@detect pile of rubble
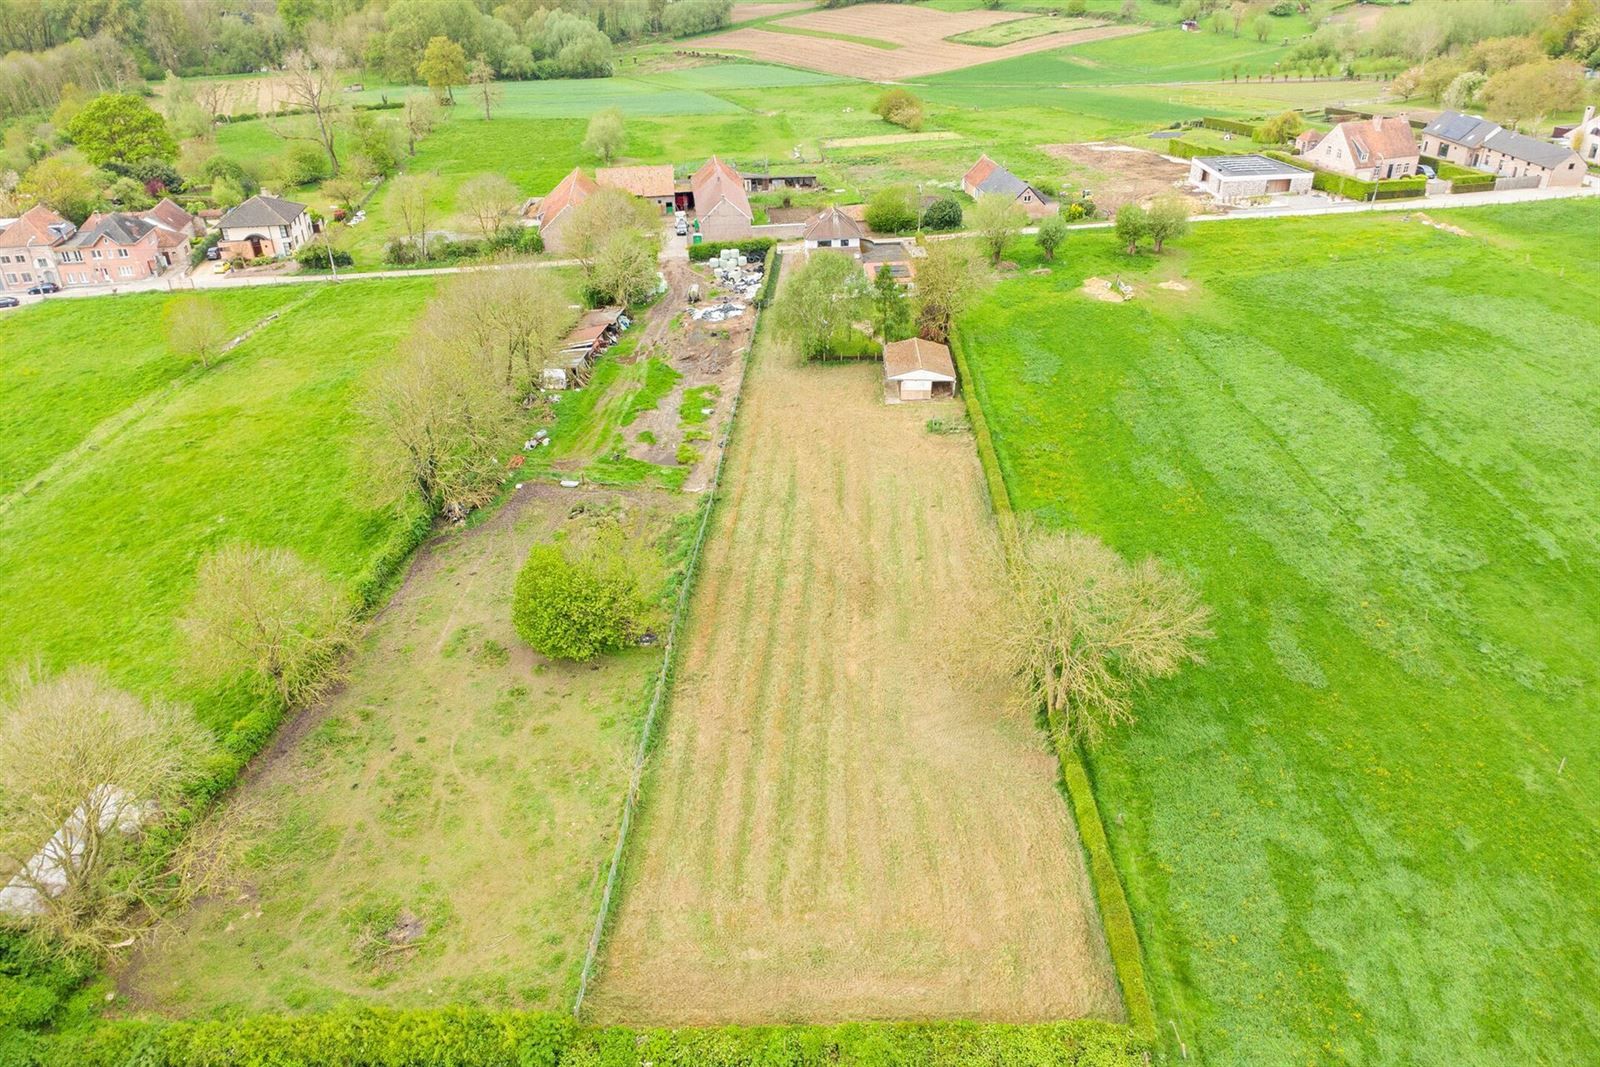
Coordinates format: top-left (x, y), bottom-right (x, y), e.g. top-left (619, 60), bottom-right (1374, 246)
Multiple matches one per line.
top-left (690, 301), bottom-right (746, 322)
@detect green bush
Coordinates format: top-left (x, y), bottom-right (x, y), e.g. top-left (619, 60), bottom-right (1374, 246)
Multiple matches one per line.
top-left (1201, 116), bottom-right (1261, 137)
top-left (921, 197), bottom-right (963, 230)
top-left (277, 142), bottom-right (331, 187)
top-left (512, 530), bottom-right (643, 661)
top-left (688, 237), bottom-right (776, 262)
top-left (863, 185), bottom-right (918, 233)
top-left (294, 242), bottom-right (353, 269)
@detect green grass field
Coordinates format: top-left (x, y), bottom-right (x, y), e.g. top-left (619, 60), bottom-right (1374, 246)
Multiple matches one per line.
top-left (0, 281), bottom-right (437, 734)
top-left (955, 200), bottom-right (1600, 1064)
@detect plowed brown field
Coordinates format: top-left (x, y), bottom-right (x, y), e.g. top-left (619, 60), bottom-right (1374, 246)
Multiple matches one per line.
top-left (702, 5), bottom-right (1145, 78)
top-left (586, 255), bottom-right (1123, 1025)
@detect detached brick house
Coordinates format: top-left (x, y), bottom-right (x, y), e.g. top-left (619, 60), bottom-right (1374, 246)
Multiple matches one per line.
top-left (961, 155), bottom-right (1057, 218)
top-left (689, 157), bottom-right (753, 243)
top-left (1421, 109), bottom-right (1586, 188)
top-left (524, 168), bottom-right (596, 253)
top-left (218, 194), bottom-right (312, 260)
top-left (54, 199), bottom-right (201, 287)
top-left (0, 205), bottom-right (76, 292)
top-left (1303, 115), bottom-right (1420, 180)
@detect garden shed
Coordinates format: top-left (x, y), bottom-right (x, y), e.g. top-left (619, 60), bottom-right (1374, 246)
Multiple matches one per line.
top-left (883, 338), bottom-right (956, 403)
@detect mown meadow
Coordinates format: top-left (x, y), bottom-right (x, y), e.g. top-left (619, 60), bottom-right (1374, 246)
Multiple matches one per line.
top-left (956, 200), bottom-right (1600, 1065)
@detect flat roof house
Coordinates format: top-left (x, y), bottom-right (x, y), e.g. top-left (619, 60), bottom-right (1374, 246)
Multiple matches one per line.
top-left (1303, 115), bottom-right (1419, 180)
top-left (526, 167), bottom-right (597, 253)
top-left (883, 337), bottom-right (956, 403)
top-left (690, 157), bottom-right (753, 243)
top-left (803, 205), bottom-right (864, 255)
top-left (961, 154), bottom-right (1057, 219)
top-left (596, 165), bottom-right (675, 214)
top-left (1189, 154), bottom-right (1313, 202)
top-left (218, 194), bottom-right (312, 261)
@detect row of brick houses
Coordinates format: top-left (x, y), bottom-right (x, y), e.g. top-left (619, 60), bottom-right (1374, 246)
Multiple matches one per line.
top-left (0, 199), bottom-right (201, 292)
top-left (526, 156), bottom-right (759, 251)
top-left (1420, 109), bottom-right (1587, 188)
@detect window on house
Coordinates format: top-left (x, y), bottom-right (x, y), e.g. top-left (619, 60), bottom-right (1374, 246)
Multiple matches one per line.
top-left (119, 266), bottom-right (132, 277)
top-left (817, 239), bottom-right (831, 246)
top-left (21, 272), bottom-right (31, 281)
top-left (91, 250), bottom-right (102, 259)
top-left (118, 249), bottom-right (129, 258)
top-left (3, 273), bottom-right (14, 283)
top-left (279, 226), bottom-right (289, 237)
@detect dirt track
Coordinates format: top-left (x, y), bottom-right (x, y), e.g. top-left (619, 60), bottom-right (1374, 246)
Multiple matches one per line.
top-left (587, 257), bottom-right (1122, 1024)
top-left (703, 5), bottom-right (1145, 79)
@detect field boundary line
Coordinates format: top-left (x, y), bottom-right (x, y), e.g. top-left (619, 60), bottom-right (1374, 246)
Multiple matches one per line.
top-left (950, 323), bottom-right (1159, 1048)
top-left (571, 251), bottom-right (780, 1017)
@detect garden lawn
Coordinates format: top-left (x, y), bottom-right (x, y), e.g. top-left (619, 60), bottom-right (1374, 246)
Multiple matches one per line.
top-left (0, 280), bottom-right (436, 736)
top-left (0, 286), bottom-right (303, 499)
top-left (955, 200), bottom-right (1600, 1065)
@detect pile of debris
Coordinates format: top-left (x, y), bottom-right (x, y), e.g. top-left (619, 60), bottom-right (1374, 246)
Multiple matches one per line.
top-left (690, 301), bottom-right (746, 322)
top-left (708, 247), bottom-right (764, 301)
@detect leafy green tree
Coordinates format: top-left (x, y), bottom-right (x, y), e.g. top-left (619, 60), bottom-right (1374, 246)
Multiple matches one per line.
top-left (872, 264), bottom-right (908, 341)
top-left (18, 156), bottom-right (97, 224)
top-left (1254, 110), bottom-right (1305, 144)
top-left (582, 106), bottom-right (625, 162)
top-left (864, 185), bottom-right (917, 233)
top-left (1145, 195), bottom-right (1189, 253)
top-left (969, 194), bottom-right (1026, 265)
top-left (65, 93), bottom-right (177, 166)
top-left (1115, 203), bottom-right (1148, 254)
top-left (920, 196), bottom-right (962, 231)
top-left (1036, 213), bottom-right (1069, 261)
top-left (417, 36), bottom-right (468, 103)
top-left (513, 526), bottom-right (644, 661)
top-left (912, 240), bottom-right (985, 343)
top-left (775, 250), bottom-right (868, 359)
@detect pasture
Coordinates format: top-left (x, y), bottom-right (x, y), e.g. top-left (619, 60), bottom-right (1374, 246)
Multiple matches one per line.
top-left (122, 485), bottom-right (693, 1017)
top-left (589, 283), bottom-right (1122, 1025)
top-left (955, 200), bottom-right (1600, 1064)
top-left (0, 281), bottom-right (439, 735)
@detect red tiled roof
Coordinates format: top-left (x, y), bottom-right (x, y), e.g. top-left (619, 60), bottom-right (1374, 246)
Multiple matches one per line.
top-left (535, 167), bottom-right (598, 225)
top-left (1337, 115), bottom-right (1418, 163)
top-left (596, 165), bottom-right (674, 198)
top-left (691, 156), bottom-right (751, 219)
top-left (962, 154), bottom-right (1000, 190)
top-left (0, 204), bottom-right (73, 249)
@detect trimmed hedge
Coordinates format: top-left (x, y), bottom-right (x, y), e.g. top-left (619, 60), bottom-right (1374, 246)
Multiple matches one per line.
top-left (757, 244), bottom-right (781, 307)
top-left (688, 237), bottom-right (776, 262)
top-left (1419, 155), bottom-right (1494, 191)
top-left (1201, 116), bottom-right (1260, 137)
top-left (1260, 151), bottom-right (1424, 201)
top-left (1158, 138), bottom-right (1211, 160)
top-left (948, 326), bottom-right (1157, 1047)
top-left (2, 1014), bottom-right (1142, 1067)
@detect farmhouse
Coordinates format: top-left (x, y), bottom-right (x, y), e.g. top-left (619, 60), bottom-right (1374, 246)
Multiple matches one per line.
top-left (689, 157), bottom-right (753, 242)
top-left (596, 164), bottom-right (675, 214)
top-left (526, 167), bottom-right (597, 253)
top-left (961, 154), bottom-right (1057, 218)
top-left (1303, 115), bottom-right (1419, 180)
top-left (1189, 155), bottom-right (1313, 201)
top-left (218, 194), bottom-right (312, 260)
top-left (0, 205), bottom-right (75, 291)
top-left (803, 205), bottom-right (863, 255)
top-left (55, 202), bottom-right (201, 286)
top-left (883, 337), bottom-right (956, 403)
top-left (1422, 110), bottom-right (1586, 187)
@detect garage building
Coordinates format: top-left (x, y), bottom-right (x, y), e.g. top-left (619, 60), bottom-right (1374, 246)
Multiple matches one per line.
top-left (883, 337), bottom-right (956, 403)
top-left (1188, 154), bottom-right (1312, 203)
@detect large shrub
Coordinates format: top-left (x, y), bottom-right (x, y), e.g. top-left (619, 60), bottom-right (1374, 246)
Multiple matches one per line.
top-left (512, 529), bottom-right (643, 661)
top-left (921, 196), bottom-right (962, 231)
top-left (863, 185), bottom-right (918, 233)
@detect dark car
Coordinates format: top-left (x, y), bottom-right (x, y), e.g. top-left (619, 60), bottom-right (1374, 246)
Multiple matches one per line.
top-left (25, 282), bottom-right (59, 295)
top-left (0, 296), bottom-right (19, 309)
top-left (205, 244), bottom-right (222, 261)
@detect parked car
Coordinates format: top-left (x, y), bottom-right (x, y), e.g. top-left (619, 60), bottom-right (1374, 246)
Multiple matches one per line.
top-left (205, 244), bottom-right (223, 260)
top-left (1416, 163), bottom-right (1437, 179)
top-left (675, 217), bottom-right (689, 236)
top-left (0, 295), bottom-right (19, 309)
top-left (25, 282), bottom-right (59, 295)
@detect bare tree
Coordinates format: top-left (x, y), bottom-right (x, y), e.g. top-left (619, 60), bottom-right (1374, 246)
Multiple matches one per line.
top-left (181, 543), bottom-right (357, 708)
top-left (425, 270), bottom-right (575, 394)
top-left (277, 45), bottom-right (345, 176)
top-left (192, 79), bottom-right (236, 122)
top-left (458, 172), bottom-right (521, 239)
top-left (364, 293), bottom-right (521, 516)
top-left (389, 172), bottom-right (439, 256)
top-left (163, 293), bottom-right (230, 368)
top-left (969, 194), bottom-right (1027, 266)
top-left (0, 665), bottom-right (217, 956)
top-left (912, 240), bottom-right (986, 343)
top-left (988, 527), bottom-right (1211, 745)
top-left (468, 57), bottom-right (501, 121)
top-left (400, 93), bottom-right (437, 157)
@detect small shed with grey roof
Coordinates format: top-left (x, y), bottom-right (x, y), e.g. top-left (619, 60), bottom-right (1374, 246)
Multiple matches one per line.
top-left (882, 337), bottom-right (956, 403)
top-left (1188, 154), bottom-right (1313, 201)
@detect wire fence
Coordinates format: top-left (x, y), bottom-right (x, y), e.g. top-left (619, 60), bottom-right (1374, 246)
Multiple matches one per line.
top-left (570, 259), bottom-right (776, 1018)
